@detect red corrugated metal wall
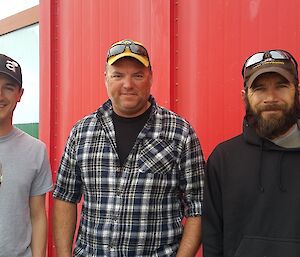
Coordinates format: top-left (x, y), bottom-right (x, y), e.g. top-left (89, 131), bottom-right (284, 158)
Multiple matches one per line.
top-left (39, 0), bottom-right (300, 256)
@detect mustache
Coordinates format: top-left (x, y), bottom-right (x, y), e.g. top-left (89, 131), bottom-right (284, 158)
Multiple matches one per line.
top-left (257, 104), bottom-right (285, 112)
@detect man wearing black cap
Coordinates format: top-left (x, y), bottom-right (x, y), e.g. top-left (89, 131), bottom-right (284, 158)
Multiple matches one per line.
top-left (0, 54), bottom-right (53, 257)
top-left (203, 50), bottom-right (300, 257)
top-left (53, 39), bottom-right (205, 257)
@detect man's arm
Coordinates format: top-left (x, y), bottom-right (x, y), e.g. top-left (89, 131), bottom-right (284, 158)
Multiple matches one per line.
top-left (53, 199), bottom-right (77, 257)
top-left (30, 194), bottom-right (47, 257)
top-left (176, 126), bottom-right (204, 257)
top-left (176, 216), bottom-right (202, 257)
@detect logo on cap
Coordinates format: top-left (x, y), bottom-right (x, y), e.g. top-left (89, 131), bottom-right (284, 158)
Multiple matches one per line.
top-left (6, 60), bottom-right (19, 73)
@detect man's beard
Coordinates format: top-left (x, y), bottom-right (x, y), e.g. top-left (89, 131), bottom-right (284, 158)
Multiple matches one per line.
top-left (245, 96), bottom-right (299, 140)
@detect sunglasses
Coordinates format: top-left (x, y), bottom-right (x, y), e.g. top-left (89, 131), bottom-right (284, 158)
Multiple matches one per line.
top-left (242, 49), bottom-right (298, 77)
top-left (107, 40), bottom-right (149, 61)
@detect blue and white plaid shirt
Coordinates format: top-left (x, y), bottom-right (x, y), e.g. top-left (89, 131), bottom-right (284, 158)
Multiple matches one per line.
top-left (53, 96), bottom-right (205, 257)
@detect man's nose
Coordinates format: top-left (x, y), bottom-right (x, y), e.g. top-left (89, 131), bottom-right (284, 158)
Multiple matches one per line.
top-left (122, 77), bottom-right (133, 89)
top-left (264, 88), bottom-right (279, 103)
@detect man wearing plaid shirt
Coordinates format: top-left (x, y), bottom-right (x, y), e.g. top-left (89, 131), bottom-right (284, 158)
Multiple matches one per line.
top-left (53, 39), bottom-right (205, 257)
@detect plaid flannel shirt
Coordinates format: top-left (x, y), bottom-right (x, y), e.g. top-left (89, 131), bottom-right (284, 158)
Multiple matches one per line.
top-left (53, 96), bottom-right (205, 257)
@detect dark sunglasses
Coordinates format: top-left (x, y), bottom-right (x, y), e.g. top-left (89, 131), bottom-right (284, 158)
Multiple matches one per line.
top-left (242, 49), bottom-right (298, 77)
top-left (107, 40), bottom-right (149, 61)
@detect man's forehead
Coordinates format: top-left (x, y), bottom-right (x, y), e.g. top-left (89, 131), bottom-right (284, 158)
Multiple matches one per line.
top-left (252, 72), bottom-right (289, 86)
top-left (0, 73), bottom-right (19, 85)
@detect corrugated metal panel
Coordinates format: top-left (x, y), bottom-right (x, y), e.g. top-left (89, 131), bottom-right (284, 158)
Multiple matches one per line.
top-left (40, 0), bottom-right (300, 256)
top-left (175, 0), bottom-right (300, 158)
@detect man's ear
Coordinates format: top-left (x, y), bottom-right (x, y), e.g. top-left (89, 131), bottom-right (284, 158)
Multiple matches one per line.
top-left (17, 88), bottom-right (24, 102)
top-left (149, 70), bottom-right (153, 86)
top-left (241, 89), bottom-right (246, 101)
top-left (104, 71), bottom-right (108, 88)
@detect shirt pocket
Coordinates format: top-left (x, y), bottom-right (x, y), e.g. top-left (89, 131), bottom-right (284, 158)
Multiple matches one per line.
top-left (234, 235), bottom-right (300, 257)
top-left (138, 138), bottom-right (175, 175)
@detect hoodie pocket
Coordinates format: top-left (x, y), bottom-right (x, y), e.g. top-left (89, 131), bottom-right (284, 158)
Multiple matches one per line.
top-left (234, 236), bottom-right (300, 257)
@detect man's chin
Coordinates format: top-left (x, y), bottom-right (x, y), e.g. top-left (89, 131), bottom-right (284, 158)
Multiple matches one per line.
top-left (255, 111), bottom-right (297, 139)
top-left (260, 110), bottom-right (283, 120)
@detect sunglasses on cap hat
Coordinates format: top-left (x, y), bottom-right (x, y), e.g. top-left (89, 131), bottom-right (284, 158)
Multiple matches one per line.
top-left (242, 49), bottom-right (299, 88)
top-left (106, 39), bottom-right (150, 67)
top-left (242, 49), bottom-right (298, 78)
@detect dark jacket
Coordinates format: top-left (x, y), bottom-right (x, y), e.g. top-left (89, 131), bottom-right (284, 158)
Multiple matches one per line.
top-left (203, 118), bottom-right (300, 257)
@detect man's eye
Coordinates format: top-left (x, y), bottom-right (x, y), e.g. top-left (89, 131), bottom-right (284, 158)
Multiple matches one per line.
top-left (253, 86), bottom-right (265, 92)
top-left (134, 74), bottom-right (143, 78)
top-left (277, 83), bottom-right (289, 88)
top-left (4, 86), bottom-right (15, 91)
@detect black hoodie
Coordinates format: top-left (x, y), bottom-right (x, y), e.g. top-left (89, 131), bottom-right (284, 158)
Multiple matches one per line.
top-left (203, 118), bottom-right (300, 257)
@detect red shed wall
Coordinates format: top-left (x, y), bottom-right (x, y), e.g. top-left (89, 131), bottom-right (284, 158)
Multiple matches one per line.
top-left (40, 0), bottom-right (300, 256)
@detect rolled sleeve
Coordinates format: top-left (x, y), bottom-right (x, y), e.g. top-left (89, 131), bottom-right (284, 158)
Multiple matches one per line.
top-left (179, 126), bottom-right (205, 217)
top-left (53, 127), bottom-right (82, 203)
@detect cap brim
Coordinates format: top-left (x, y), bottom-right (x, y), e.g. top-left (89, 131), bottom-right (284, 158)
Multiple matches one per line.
top-left (246, 66), bottom-right (295, 88)
top-left (0, 71), bottom-right (22, 86)
top-left (107, 51), bottom-right (149, 67)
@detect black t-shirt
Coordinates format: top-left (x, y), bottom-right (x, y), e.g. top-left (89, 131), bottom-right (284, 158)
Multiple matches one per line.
top-left (112, 107), bottom-right (151, 166)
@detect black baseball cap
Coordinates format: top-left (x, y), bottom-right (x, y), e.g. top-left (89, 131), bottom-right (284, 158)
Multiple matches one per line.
top-left (0, 54), bottom-right (22, 87)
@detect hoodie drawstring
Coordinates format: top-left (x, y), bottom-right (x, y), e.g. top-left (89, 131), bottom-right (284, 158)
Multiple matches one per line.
top-left (258, 142), bottom-right (265, 193)
top-left (278, 152), bottom-right (287, 192)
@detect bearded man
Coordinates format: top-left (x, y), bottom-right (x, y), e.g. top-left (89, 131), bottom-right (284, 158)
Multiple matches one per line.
top-left (203, 50), bottom-right (300, 257)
